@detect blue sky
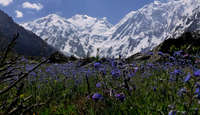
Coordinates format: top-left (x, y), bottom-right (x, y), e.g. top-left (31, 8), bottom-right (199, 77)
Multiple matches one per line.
top-left (0, 0), bottom-right (154, 24)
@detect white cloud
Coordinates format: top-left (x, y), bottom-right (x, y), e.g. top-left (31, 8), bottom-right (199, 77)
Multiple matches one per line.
top-left (0, 0), bottom-right (13, 6)
top-left (15, 10), bottom-right (23, 18)
top-left (22, 2), bottom-right (43, 11)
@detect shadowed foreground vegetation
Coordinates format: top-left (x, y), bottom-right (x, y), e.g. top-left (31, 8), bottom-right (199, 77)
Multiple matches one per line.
top-left (1, 31), bottom-right (200, 114)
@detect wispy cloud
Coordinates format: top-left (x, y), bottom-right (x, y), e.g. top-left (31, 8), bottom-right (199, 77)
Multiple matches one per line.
top-left (0, 0), bottom-right (13, 6)
top-left (22, 2), bottom-right (43, 11)
top-left (15, 10), bottom-right (23, 18)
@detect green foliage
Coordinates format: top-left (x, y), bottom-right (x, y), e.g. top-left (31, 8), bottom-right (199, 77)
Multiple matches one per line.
top-left (1, 39), bottom-right (200, 114)
top-left (1, 60), bottom-right (200, 114)
top-left (160, 31), bottom-right (200, 56)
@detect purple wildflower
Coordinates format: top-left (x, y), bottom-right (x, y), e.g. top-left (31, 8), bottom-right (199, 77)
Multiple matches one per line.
top-left (92, 93), bottom-right (103, 101)
top-left (21, 56), bottom-right (28, 63)
top-left (25, 64), bottom-right (34, 71)
top-left (158, 51), bottom-right (164, 56)
top-left (177, 88), bottom-right (186, 97)
top-left (172, 69), bottom-right (181, 76)
top-left (94, 62), bottom-right (101, 69)
top-left (153, 87), bottom-right (157, 92)
top-left (169, 56), bottom-right (175, 61)
top-left (115, 93), bottom-right (125, 101)
top-left (111, 61), bottom-right (117, 68)
top-left (111, 69), bottom-right (121, 78)
top-left (194, 70), bottom-right (200, 77)
top-left (184, 73), bottom-right (191, 83)
top-left (168, 110), bottom-right (176, 115)
top-left (128, 72), bottom-right (135, 78)
top-left (173, 50), bottom-right (183, 56)
top-left (96, 82), bottom-right (102, 88)
top-left (148, 52), bottom-right (153, 55)
top-left (45, 67), bottom-right (51, 73)
top-left (195, 88), bottom-right (200, 94)
top-left (134, 67), bottom-right (139, 73)
top-left (30, 72), bottom-right (37, 77)
top-left (194, 87), bottom-right (200, 98)
top-left (183, 53), bottom-right (189, 58)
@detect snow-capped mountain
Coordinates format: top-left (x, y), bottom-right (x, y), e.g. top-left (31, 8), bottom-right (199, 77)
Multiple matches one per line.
top-left (100, 0), bottom-right (200, 57)
top-left (21, 14), bottom-right (112, 57)
top-left (21, 0), bottom-right (200, 58)
top-left (68, 14), bottom-right (112, 36)
top-left (67, 14), bottom-right (112, 57)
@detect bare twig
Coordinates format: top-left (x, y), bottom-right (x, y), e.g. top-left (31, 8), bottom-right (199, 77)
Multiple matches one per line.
top-left (0, 68), bottom-right (21, 82)
top-left (6, 97), bottom-right (19, 113)
top-left (0, 33), bottom-right (19, 66)
top-left (20, 103), bottom-right (45, 115)
top-left (0, 59), bottom-right (48, 95)
top-left (0, 64), bottom-right (14, 73)
top-left (85, 74), bottom-right (90, 94)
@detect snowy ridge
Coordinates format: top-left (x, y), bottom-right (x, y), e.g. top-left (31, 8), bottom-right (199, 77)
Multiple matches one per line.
top-left (100, 0), bottom-right (200, 57)
top-left (68, 14), bottom-right (112, 36)
top-left (21, 0), bottom-right (200, 58)
top-left (21, 14), bottom-right (112, 58)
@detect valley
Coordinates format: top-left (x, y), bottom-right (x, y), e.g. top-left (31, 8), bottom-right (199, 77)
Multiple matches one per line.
top-left (0, 0), bottom-right (200, 114)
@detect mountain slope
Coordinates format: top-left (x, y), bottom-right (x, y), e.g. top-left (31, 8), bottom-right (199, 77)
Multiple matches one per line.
top-left (21, 14), bottom-right (84, 57)
top-left (21, 14), bottom-right (112, 57)
top-left (100, 0), bottom-right (200, 58)
top-left (21, 0), bottom-right (200, 58)
top-left (0, 10), bottom-right (55, 56)
top-left (67, 14), bottom-right (112, 36)
top-left (126, 30), bottom-right (200, 63)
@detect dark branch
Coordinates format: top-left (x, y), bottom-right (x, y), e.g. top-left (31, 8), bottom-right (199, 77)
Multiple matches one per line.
top-left (0, 58), bottom-right (48, 95)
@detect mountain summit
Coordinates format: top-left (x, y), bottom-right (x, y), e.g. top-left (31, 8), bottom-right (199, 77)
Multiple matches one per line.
top-left (68, 14), bottom-right (112, 36)
top-left (100, 0), bottom-right (200, 57)
top-left (21, 14), bottom-right (112, 57)
top-left (21, 0), bottom-right (200, 58)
